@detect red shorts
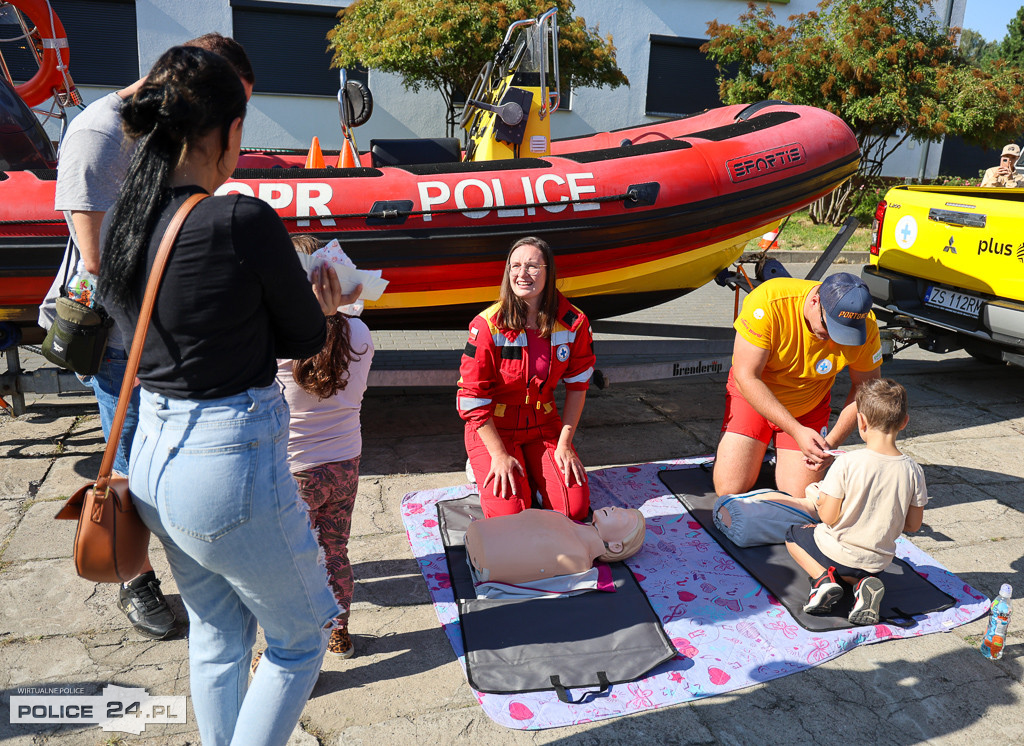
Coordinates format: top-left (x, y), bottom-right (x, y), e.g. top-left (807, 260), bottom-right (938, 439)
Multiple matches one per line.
top-left (721, 373), bottom-right (831, 451)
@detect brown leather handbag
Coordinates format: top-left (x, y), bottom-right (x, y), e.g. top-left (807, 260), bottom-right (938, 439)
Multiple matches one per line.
top-left (55, 194), bottom-right (208, 583)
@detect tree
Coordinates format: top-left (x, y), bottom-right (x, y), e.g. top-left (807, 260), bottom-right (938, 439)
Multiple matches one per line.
top-left (328, 0), bottom-right (628, 138)
top-left (997, 6), bottom-right (1024, 66)
top-left (958, 28), bottom-right (998, 68)
top-left (703, 0), bottom-right (1024, 224)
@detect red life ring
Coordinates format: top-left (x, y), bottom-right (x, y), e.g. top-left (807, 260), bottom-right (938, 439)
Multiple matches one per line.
top-left (10, 0), bottom-right (71, 107)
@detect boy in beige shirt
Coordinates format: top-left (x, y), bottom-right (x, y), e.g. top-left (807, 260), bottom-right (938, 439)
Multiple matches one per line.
top-left (785, 378), bottom-right (929, 625)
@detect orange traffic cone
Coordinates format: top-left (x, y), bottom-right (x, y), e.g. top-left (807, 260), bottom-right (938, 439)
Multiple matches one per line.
top-left (758, 229), bottom-right (779, 250)
top-left (305, 136), bottom-right (326, 169)
top-left (338, 140), bottom-right (356, 168)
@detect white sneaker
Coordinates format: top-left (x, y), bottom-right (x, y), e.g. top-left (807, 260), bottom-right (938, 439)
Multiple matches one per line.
top-left (804, 567), bottom-right (844, 614)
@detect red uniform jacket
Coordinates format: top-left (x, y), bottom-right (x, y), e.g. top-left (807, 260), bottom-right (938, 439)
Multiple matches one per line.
top-left (457, 293), bottom-right (596, 429)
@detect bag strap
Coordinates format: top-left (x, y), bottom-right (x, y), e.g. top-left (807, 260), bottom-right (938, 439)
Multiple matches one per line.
top-left (550, 672), bottom-right (612, 704)
top-left (94, 193), bottom-right (209, 499)
top-left (58, 237), bottom-right (76, 295)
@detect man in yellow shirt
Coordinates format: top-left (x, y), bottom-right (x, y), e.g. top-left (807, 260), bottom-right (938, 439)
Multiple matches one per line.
top-left (713, 273), bottom-right (882, 505)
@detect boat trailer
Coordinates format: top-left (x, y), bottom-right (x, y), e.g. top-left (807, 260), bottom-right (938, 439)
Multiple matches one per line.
top-left (1, 219), bottom-right (860, 417)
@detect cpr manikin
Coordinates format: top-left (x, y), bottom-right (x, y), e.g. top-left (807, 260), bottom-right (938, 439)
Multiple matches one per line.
top-left (465, 506), bottom-right (646, 585)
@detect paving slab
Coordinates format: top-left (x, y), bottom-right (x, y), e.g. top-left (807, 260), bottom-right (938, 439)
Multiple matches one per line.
top-left (906, 439), bottom-right (1024, 483)
top-left (0, 410), bottom-right (75, 500)
top-left (2, 500), bottom-right (78, 561)
top-left (578, 420), bottom-right (711, 468)
top-left (353, 471), bottom-right (466, 538)
top-left (978, 480), bottom-right (1024, 514)
top-left (348, 532), bottom-right (435, 610)
top-left (0, 500), bottom-right (20, 547)
top-left (306, 605), bottom-right (477, 729)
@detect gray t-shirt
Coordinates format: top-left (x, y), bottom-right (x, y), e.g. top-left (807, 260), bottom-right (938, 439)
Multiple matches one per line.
top-left (40, 92), bottom-right (135, 348)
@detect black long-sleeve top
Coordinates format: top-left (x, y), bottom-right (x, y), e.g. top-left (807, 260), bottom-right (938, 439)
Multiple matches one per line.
top-left (106, 186), bottom-right (326, 399)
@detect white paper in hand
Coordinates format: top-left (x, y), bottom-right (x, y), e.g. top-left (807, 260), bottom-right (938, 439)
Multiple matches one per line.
top-left (296, 239), bottom-right (389, 315)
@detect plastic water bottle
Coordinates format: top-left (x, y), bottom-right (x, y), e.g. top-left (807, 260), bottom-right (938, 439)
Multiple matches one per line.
top-left (67, 270), bottom-right (98, 307)
top-left (980, 583), bottom-right (1012, 660)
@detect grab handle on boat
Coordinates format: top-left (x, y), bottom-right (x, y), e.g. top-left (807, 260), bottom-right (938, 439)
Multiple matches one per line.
top-left (735, 99), bottom-right (792, 121)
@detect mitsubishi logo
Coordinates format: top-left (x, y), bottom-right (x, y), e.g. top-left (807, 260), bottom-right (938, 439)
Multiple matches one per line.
top-left (943, 236), bottom-right (956, 254)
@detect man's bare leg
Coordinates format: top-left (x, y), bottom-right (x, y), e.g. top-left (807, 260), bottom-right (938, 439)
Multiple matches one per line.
top-left (774, 448), bottom-right (825, 512)
top-left (713, 432), bottom-right (767, 497)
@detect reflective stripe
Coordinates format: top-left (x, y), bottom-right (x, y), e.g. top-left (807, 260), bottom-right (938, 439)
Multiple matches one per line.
top-left (563, 367), bottom-right (593, 384)
top-left (458, 396), bottom-right (492, 411)
top-left (494, 403), bottom-right (507, 418)
top-left (550, 330), bottom-right (576, 346)
top-left (492, 332), bottom-right (527, 347)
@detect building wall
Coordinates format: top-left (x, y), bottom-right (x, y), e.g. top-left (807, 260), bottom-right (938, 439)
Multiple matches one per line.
top-left (45, 0), bottom-right (965, 178)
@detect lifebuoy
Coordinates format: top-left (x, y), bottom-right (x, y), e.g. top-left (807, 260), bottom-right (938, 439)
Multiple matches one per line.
top-left (9, 0), bottom-right (71, 107)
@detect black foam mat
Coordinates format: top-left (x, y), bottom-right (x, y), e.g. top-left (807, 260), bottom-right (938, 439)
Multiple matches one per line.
top-left (658, 465), bottom-right (955, 632)
top-left (438, 495), bottom-right (677, 700)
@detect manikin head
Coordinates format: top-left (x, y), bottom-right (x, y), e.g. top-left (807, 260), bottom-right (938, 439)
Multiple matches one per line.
top-left (592, 507), bottom-right (646, 562)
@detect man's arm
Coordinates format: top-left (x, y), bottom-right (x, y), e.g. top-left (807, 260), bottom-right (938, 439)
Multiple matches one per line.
top-left (731, 334), bottom-right (829, 463)
top-left (824, 365), bottom-right (881, 447)
top-left (68, 211), bottom-right (105, 275)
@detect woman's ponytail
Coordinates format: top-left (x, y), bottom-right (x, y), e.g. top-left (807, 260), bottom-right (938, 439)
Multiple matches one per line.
top-left (100, 45), bottom-right (246, 309)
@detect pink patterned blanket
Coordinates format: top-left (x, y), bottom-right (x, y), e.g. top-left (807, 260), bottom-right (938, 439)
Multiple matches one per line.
top-left (400, 457), bottom-right (989, 730)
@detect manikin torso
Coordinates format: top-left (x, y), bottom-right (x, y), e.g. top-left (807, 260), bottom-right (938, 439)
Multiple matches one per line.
top-left (465, 509), bottom-right (611, 584)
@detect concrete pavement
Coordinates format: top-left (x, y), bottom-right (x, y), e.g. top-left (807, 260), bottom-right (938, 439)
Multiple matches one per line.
top-left (1, 262), bottom-right (1022, 745)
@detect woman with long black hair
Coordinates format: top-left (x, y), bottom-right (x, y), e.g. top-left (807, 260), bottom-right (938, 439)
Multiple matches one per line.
top-left (101, 46), bottom-right (344, 746)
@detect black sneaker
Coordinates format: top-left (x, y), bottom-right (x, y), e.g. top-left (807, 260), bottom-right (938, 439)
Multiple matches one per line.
top-left (804, 566), bottom-right (844, 614)
top-left (117, 571), bottom-right (177, 640)
top-left (849, 576), bottom-right (885, 626)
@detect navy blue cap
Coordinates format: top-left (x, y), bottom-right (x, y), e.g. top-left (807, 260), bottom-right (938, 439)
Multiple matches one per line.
top-left (819, 273), bottom-right (872, 346)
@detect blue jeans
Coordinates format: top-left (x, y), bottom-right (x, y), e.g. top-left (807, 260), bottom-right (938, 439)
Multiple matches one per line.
top-left (78, 346), bottom-right (139, 476)
top-left (131, 384), bottom-right (338, 746)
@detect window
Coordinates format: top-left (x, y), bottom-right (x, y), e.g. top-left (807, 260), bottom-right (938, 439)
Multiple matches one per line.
top-left (645, 35), bottom-right (729, 118)
top-left (231, 0), bottom-right (365, 96)
top-left (1, 0), bottom-right (138, 87)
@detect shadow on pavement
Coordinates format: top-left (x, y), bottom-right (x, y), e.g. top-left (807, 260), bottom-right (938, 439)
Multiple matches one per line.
top-left (542, 647), bottom-right (1022, 745)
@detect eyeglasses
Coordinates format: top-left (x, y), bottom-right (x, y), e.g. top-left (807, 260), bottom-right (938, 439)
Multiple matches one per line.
top-left (508, 262), bottom-right (546, 275)
top-left (819, 304), bottom-right (829, 335)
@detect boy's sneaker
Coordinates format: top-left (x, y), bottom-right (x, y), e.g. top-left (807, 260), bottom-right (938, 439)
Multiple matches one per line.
top-left (849, 576), bottom-right (885, 625)
top-left (328, 625), bottom-right (355, 659)
top-left (803, 566), bottom-right (844, 614)
top-left (118, 571), bottom-right (177, 640)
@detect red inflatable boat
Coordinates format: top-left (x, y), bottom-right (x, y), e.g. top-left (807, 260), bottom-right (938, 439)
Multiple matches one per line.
top-left (0, 4), bottom-right (859, 338)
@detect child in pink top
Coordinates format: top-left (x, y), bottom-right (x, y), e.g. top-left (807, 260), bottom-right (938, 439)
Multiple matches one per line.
top-left (266, 235), bottom-right (373, 662)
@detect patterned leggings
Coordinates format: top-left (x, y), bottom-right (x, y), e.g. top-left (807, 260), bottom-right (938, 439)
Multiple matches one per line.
top-left (293, 457), bottom-right (360, 622)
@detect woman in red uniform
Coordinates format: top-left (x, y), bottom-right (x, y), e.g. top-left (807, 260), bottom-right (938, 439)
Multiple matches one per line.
top-left (457, 236), bottom-right (596, 520)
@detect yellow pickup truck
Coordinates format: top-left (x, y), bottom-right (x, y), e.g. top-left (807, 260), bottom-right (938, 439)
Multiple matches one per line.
top-left (860, 185), bottom-right (1024, 366)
